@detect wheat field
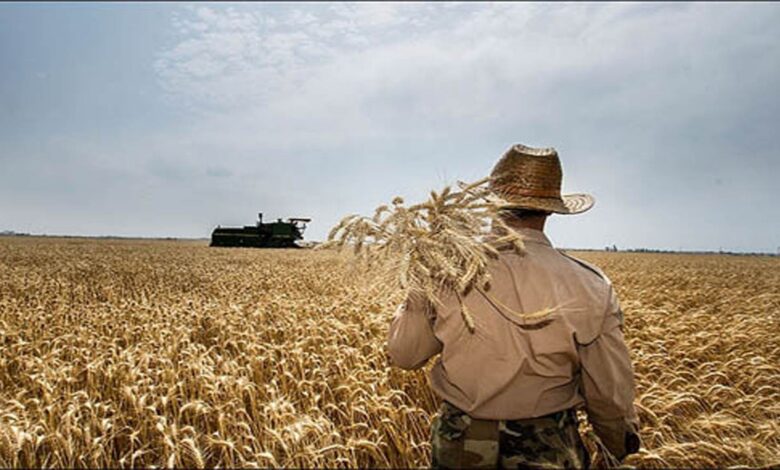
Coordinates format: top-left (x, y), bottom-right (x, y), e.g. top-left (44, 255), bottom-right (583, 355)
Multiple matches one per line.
top-left (0, 236), bottom-right (778, 468)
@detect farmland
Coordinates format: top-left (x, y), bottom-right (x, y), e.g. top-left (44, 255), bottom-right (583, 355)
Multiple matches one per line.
top-left (0, 236), bottom-right (778, 468)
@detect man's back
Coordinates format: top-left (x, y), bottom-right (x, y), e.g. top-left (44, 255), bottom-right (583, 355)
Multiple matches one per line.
top-left (388, 227), bottom-right (640, 459)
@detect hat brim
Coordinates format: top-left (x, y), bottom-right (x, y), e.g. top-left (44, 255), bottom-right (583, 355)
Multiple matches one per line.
top-left (495, 193), bottom-right (595, 215)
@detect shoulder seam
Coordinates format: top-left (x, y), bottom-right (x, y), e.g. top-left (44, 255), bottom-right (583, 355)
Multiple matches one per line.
top-left (556, 250), bottom-right (610, 284)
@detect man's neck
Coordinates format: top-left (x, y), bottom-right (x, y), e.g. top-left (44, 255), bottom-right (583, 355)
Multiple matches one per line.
top-left (503, 215), bottom-right (547, 232)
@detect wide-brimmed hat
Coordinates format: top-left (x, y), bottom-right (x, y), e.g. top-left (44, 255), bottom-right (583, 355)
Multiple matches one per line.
top-left (489, 144), bottom-right (594, 215)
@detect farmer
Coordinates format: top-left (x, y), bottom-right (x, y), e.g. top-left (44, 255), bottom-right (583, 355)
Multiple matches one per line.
top-left (387, 144), bottom-right (640, 468)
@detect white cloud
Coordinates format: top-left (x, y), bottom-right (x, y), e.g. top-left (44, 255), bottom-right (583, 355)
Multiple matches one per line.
top-left (154, 3), bottom-right (442, 111)
top-left (155, 3), bottom-right (777, 129)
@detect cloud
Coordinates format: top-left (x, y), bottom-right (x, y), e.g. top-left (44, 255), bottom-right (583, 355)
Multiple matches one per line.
top-left (153, 3), bottom-right (436, 111)
top-left (154, 4), bottom-right (779, 132)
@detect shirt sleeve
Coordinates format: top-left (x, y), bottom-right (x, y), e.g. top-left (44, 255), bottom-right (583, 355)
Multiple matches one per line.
top-left (578, 289), bottom-right (641, 460)
top-left (386, 292), bottom-right (443, 370)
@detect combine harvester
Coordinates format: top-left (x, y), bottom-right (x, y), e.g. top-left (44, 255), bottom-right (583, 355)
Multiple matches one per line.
top-left (210, 213), bottom-right (311, 248)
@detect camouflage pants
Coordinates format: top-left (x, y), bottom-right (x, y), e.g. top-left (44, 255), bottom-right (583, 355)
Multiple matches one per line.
top-left (431, 402), bottom-right (590, 469)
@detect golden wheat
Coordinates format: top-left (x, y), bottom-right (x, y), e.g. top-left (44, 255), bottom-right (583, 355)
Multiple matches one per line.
top-left (321, 178), bottom-right (527, 332)
top-left (0, 237), bottom-right (778, 468)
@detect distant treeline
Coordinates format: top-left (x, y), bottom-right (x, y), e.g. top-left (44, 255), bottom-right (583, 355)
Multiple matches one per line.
top-left (1, 231), bottom-right (776, 256)
top-left (1, 230), bottom-right (30, 236)
top-left (0, 231), bottom-right (197, 241)
top-left (570, 246), bottom-right (778, 257)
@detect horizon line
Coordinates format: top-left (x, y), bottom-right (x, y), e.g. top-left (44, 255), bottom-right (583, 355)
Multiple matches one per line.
top-left (1, 232), bottom-right (777, 257)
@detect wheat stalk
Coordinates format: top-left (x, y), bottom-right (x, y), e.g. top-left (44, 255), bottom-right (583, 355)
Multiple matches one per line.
top-left (321, 178), bottom-right (525, 332)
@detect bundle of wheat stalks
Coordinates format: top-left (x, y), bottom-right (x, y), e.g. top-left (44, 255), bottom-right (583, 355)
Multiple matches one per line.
top-left (321, 178), bottom-right (526, 332)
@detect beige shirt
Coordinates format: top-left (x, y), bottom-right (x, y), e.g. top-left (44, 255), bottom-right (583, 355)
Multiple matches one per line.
top-left (387, 228), bottom-right (640, 458)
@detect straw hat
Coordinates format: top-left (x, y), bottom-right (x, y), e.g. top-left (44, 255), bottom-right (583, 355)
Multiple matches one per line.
top-left (489, 144), bottom-right (594, 215)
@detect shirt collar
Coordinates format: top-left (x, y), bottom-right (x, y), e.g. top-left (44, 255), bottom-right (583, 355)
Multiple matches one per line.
top-left (488, 224), bottom-right (553, 248)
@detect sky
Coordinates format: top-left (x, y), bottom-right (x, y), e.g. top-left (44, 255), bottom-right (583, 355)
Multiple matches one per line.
top-left (1, 2), bottom-right (778, 253)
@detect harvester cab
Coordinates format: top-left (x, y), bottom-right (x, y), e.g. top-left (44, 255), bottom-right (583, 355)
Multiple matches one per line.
top-left (287, 217), bottom-right (311, 233)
